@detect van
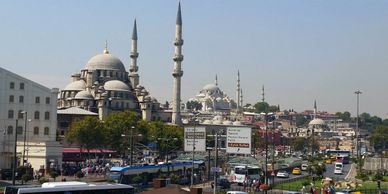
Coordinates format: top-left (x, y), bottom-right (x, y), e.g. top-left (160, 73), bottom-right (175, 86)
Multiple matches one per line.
top-left (227, 191), bottom-right (248, 194)
top-left (301, 164), bottom-right (308, 171)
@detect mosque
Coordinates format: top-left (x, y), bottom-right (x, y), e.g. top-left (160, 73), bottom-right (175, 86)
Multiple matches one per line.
top-left (58, 4), bottom-right (185, 123)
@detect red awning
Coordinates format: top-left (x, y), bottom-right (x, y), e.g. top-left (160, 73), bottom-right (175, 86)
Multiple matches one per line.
top-left (63, 148), bottom-right (116, 153)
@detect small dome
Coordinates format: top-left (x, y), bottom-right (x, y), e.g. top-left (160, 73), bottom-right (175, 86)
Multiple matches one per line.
top-left (309, 118), bottom-right (326, 125)
top-left (85, 53), bottom-right (125, 71)
top-left (104, 80), bottom-right (130, 91)
top-left (64, 80), bottom-right (86, 91)
top-left (74, 91), bottom-right (94, 99)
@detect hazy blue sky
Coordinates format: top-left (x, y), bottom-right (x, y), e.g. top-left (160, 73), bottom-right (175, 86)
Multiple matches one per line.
top-left (1, 0), bottom-right (388, 118)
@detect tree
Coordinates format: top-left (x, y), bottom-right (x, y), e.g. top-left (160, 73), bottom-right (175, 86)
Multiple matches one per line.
top-left (148, 122), bottom-right (183, 158)
top-left (66, 117), bottom-right (106, 153)
top-left (369, 125), bottom-right (388, 151)
top-left (292, 137), bottom-right (307, 152)
top-left (335, 111), bottom-right (351, 122)
top-left (49, 171), bottom-right (59, 181)
top-left (104, 111), bottom-right (139, 152)
top-left (295, 115), bottom-right (308, 127)
top-left (254, 102), bottom-right (269, 113)
top-left (186, 100), bottom-right (202, 111)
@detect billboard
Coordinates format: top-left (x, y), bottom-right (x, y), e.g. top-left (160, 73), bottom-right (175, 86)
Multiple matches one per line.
top-left (184, 126), bottom-right (206, 152)
top-left (226, 127), bottom-right (251, 154)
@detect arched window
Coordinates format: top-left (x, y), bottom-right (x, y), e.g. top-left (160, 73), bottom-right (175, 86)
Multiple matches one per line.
top-left (34, 111), bottom-right (40, 120)
top-left (45, 111), bottom-right (50, 120)
top-left (7, 126), bottom-right (13, 135)
top-left (34, 127), bottom-right (39, 135)
top-left (44, 127), bottom-right (49, 135)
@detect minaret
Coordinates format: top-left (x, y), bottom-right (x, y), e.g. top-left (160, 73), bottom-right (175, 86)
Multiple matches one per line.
top-left (172, 2), bottom-right (184, 126)
top-left (261, 85), bottom-right (265, 103)
top-left (240, 88), bottom-right (243, 110)
top-left (215, 74), bottom-right (218, 86)
top-left (129, 19), bottom-right (139, 89)
top-left (236, 70), bottom-right (241, 111)
top-left (313, 99), bottom-right (317, 119)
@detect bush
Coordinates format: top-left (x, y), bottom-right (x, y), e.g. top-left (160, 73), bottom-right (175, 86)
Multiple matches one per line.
top-left (21, 174), bottom-right (33, 183)
top-left (49, 171), bottom-right (59, 181)
top-left (373, 171), bottom-right (384, 181)
top-left (170, 174), bottom-right (178, 184)
top-left (132, 175), bottom-right (142, 184)
top-left (39, 177), bottom-right (49, 184)
top-left (75, 171), bottom-right (84, 179)
top-left (356, 171), bottom-right (369, 181)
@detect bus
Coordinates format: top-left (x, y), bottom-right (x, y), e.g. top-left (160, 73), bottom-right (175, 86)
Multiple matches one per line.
top-left (232, 165), bottom-right (261, 185)
top-left (108, 162), bottom-right (203, 184)
top-left (325, 149), bottom-right (351, 157)
top-left (336, 155), bottom-right (350, 164)
top-left (4, 181), bottom-right (134, 194)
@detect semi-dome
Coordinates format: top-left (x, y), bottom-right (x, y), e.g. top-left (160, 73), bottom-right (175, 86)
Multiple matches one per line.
top-left (74, 91), bottom-right (94, 99)
top-left (64, 80), bottom-right (86, 91)
top-left (85, 53), bottom-right (125, 71)
top-left (104, 80), bottom-right (130, 91)
top-left (309, 118), bottom-right (326, 125)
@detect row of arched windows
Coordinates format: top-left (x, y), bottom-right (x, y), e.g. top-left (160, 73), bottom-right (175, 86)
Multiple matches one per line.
top-left (7, 110), bottom-right (50, 120)
top-left (7, 126), bottom-right (50, 135)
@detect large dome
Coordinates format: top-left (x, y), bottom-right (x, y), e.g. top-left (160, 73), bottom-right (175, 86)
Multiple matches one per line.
top-left (104, 80), bottom-right (130, 91)
top-left (203, 83), bottom-right (220, 91)
top-left (85, 53), bottom-right (126, 71)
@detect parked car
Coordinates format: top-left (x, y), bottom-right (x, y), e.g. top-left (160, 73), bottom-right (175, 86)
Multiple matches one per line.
top-left (276, 170), bottom-right (289, 178)
top-left (212, 177), bottom-right (231, 189)
top-left (301, 164), bottom-right (308, 171)
top-left (292, 167), bottom-right (302, 175)
top-left (335, 189), bottom-right (357, 194)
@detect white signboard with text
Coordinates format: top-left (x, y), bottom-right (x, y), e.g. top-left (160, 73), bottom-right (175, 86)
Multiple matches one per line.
top-left (184, 127), bottom-right (206, 152)
top-left (226, 127), bottom-right (251, 154)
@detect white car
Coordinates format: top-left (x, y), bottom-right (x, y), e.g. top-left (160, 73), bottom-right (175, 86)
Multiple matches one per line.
top-left (301, 164), bottom-right (308, 171)
top-left (276, 171), bottom-right (290, 178)
top-left (334, 167), bottom-right (343, 174)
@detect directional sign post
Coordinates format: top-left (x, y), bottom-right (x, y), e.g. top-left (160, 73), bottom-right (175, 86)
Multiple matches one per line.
top-left (226, 127), bottom-right (252, 154)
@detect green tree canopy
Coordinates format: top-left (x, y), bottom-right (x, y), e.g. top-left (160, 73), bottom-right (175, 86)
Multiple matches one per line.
top-left (292, 137), bottom-right (307, 152)
top-left (295, 115), bottom-right (308, 127)
top-left (254, 102), bottom-right (269, 113)
top-left (66, 117), bottom-right (105, 151)
top-left (103, 111), bottom-right (140, 152)
top-left (369, 125), bottom-right (388, 151)
top-left (335, 111), bottom-right (351, 122)
top-left (186, 101), bottom-right (202, 111)
top-left (148, 122), bottom-right (183, 158)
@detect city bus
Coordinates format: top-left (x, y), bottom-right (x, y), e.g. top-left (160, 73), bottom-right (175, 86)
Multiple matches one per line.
top-left (232, 165), bottom-right (261, 185)
top-left (325, 149), bottom-right (351, 157)
top-left (108, 162), bottom-right (203, 184)
top-left (4, 181), bottom-right (134, 194)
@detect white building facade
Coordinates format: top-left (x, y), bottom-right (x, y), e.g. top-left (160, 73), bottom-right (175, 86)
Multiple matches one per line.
top-left (0, 67), bottom-right (62, 171)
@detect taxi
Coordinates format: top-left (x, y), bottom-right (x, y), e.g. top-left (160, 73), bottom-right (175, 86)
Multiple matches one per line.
top-left (292, 167), bottom-right (302, 175)
top-left (325, 159), bottom-right (332, 164)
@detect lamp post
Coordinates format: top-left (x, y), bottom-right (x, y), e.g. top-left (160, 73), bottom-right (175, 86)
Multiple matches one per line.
top-left (21, 111), bottom-right (27, 166)
top-left (190, 118), bottom-right (199, 187)
top-left (355, 90), bottom-right (361, 170)
top-left (12, 119), bottom-right (18, 185)
top-left (121, 126), bottom-right (140, 166)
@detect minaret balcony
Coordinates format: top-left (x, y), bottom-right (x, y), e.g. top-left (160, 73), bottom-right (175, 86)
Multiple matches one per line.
top-left (172, 70), bottom-right (183, 77)
top-left (130, 52), bottom-right (139, 58)
top-left (173, 55), bottom-right (184, 62)
top-left (174, 39), bottom-right (184, 46)
top-left (129, 66), bottom-right (139, 72)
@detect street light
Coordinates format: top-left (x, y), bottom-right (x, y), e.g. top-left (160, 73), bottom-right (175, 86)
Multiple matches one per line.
top-left (121, 126), bottom-right (142, 166)
top-left (190, 118), bottom-right (199, 187)
top-left (21, 111), bottom-right (27, 166)
top-left (355, 90), bottom-right (362, 170)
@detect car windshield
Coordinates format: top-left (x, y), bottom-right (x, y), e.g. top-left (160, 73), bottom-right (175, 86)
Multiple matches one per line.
top-left (235, 168), bottom-right (246, 175)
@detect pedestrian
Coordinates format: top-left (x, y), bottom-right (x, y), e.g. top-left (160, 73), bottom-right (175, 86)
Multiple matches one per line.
top-left (329, 183), bottom-right (335, 194)
top-left (301, 186), bottom-right (307, 194)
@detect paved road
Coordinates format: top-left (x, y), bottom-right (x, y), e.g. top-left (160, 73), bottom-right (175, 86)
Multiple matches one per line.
top-left (323, 162), bottom-right (352, 181)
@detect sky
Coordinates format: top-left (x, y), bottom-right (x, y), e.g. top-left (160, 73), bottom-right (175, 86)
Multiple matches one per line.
top-left (1, 0), bottom-right (388, 118)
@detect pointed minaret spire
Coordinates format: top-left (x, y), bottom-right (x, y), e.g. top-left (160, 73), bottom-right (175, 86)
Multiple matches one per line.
top-left (176, 2), bottom-right (182, 25)
top-left (103, 40), bottom-right (109, 54)
top-left (172, 2), bottom-right (184, 126)
top-left (313, 99), bottom-right (317, 119)
top-left (215, 74), bottom-right (218, 86)
top-left (129, 19), bottom-right (139, 89)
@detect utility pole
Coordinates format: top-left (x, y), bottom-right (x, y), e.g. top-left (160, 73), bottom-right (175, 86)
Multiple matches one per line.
top-left (22, 111), bottom-right (27, 166)
top-left (213, 133), bottom-right (218, 194)
top-left (130, 126), bottom-right (134, 166)
top-left (191, 121), bottom-right (196, 187)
